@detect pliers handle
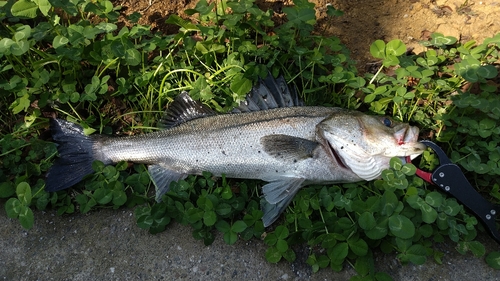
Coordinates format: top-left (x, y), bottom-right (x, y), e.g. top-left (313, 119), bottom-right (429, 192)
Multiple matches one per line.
top-left (409, 140), bottom-right (500, 244)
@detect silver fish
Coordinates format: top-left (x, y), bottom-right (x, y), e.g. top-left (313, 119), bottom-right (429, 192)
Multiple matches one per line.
top-left (46, 74), bottom-right (425, 226)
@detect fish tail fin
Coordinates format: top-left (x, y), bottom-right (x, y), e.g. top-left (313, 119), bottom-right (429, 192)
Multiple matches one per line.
top-left (45, 119), bottom-right (97, 192)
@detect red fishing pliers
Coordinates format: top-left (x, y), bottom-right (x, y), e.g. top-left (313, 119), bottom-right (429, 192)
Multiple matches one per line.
top-left (407, 140), bottom-right (500, 244)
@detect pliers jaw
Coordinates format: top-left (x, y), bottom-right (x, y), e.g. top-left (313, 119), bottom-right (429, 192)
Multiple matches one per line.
top-left (408, 140), bottom-right (500, 245)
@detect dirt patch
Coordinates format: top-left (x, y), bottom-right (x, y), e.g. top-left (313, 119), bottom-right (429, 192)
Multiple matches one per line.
top-left (114, 0), bottom-right (195, 33)
top-left (317, 0), bottom-right (500, 72)
top-left (113, 0), bottom-right (500, 72)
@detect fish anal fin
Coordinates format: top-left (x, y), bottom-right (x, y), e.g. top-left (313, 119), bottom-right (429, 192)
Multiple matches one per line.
top-left (260, 134), bottom-right (318, 162)
top-left (261, 177), bottom-right (305, 227)
top-left (148, 164), bottom-right (186, 202)
top-left (158, 91), bottom-right (217, 129)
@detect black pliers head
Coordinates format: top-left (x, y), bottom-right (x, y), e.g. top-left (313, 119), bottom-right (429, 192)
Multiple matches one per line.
top-left (408, 140), bottom-right (500, 244)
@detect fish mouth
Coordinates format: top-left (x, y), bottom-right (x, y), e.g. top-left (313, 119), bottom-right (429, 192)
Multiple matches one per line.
top-left (394, 127), bottom-right (408, 145)
top-left (395, 126), bottom-right (420, 144)
top-left (394, 126), bottom-right (426, 158)
top-left (394, 126), bottom-right (418, 144)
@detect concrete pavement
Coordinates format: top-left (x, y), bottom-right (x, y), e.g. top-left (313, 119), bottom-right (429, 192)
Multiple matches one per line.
top-left (1, 206), bottom-right (499, 280)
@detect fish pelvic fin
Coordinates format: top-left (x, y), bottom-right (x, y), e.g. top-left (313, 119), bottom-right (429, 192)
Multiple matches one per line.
top-left (148, 164), bottom-right (187, 202)
top-left (261, 177), bottom-right (305, 227)
top-left (45, 119), bottom-right (98, 192)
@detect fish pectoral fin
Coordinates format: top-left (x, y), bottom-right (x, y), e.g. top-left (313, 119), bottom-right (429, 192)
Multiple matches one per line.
top-left (260, 134), bottom-right (318, 162)
top-left (261, 178), bottom-right (305, 227)
top-left (148, 164), bottom-right (187, 202)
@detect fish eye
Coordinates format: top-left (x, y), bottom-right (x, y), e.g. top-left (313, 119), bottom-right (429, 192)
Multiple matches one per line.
top-left (382, 118), bottom-right (393, 127)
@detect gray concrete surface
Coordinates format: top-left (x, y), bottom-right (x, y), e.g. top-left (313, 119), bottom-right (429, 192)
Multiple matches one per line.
top-left (1, 206), bottom-right (500, 281)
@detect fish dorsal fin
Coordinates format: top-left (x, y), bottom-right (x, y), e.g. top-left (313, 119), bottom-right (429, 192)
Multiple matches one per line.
top-left (263, 73), bottom-right (302, 107)
top-left (158, 91), bottom-right (217, 129)
top-left (232, 73), bottom-right (303, 113)
top-left (260, 134), bottom-right (318, 162)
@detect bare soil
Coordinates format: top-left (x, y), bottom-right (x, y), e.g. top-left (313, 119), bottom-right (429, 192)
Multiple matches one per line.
top-left (113, 0), bottom-right (500, 73)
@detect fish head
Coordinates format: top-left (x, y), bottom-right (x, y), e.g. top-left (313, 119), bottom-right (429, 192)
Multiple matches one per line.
top-left (317, 111), bottom-right (426, 180)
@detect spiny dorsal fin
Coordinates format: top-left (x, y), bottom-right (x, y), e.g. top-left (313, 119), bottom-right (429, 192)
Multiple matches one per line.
top-left (232, 73), bottom-right (303, 113)
top-left (263, 74), bottom-right (302, 107)
top-left (158, 91), bottom-right (217, 129)
top-left (260, 134), bottom-right (318, 162)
